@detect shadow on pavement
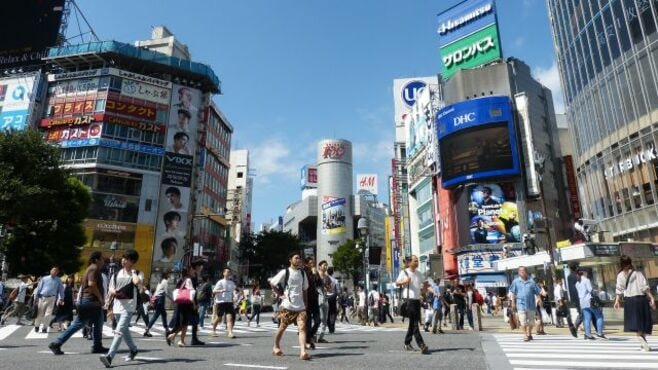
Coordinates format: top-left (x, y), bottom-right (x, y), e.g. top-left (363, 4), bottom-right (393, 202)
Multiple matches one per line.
top-left (109, 358), bottom-right (205, 367)
top-left (311, 352), bottom-right (365, 359)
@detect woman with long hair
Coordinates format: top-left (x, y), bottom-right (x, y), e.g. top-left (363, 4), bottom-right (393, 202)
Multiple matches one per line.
top-left (247, 283), bottom-right (263, 327)
top-left (614, 255), bottom-right (656, 351)
top-left (167, 268), bottom-right (196, 347)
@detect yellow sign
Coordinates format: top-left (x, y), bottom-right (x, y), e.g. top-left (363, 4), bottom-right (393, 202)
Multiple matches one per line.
top-left (556, 240), bottom-right (572, 248)
top-left (385, 217), bottom-right (392, 274)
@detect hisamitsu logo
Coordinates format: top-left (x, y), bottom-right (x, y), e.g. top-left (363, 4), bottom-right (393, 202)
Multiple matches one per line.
top-left (437, 1), bottom-right (494, 35)
top-left (401, 80), bottom-right (427, 107)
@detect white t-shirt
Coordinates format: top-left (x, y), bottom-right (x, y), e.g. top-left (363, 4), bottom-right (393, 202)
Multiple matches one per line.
top-left (554, 284), bottom-right (564, 300)
top-left (16, 282), bottom-right (27, 303)
top-left (270, 267), bottom-right (308, 311)
top-left (396, 268), bottom-right (424, 299)
top-left (358, 291), bottom-right (366, 307)
top-left (213, 279), bottom-right (236, 303)
top-left (111, 269), bottom-right (141, 315)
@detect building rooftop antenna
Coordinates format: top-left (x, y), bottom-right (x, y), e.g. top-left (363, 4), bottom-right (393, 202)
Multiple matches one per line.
top-left (59, 0), bottom-right (101, 46)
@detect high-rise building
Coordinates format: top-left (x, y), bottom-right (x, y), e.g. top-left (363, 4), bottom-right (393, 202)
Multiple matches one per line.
top-left (226, 149), bottom-right (253, 273)
top-left (40, 27), bottom-right (228, 282)
top-left (547, 0), bottom-right (658, 242)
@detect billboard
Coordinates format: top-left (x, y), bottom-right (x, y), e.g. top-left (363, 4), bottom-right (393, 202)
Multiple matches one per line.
top-left (467, 183), bottom-right (520, 244)
top-left (321, 196), bottom-right (347, 236)
top-left (357, 174), bottom-right (378, 196)
top-left (0, 75), bottom-right (38, 131)
top-left (152, 84), bottom-right (202, 271)
top-left (0, 1), bottom-right (65, 68)
top-left (392, 77), bottom-right (436, 124)
top-left (300, 165), bottom-right (318, 190)
top-left (437, 0), bottom-right (501, 80)
top-left (437, 96), bottom-right (520, 188)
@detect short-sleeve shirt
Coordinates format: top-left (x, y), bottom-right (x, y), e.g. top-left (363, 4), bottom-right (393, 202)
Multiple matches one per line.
top-left (368, 291), bottom-right (380, 308)
top-left (111, 269), bottom-right (140, 315)
top-left (213, 279), bottom-right (236, 304)
top-left (431, 283), bottom-right (442, 310)
top-left (509, 277), bottom-right (540, 311)
top-left (270, 267), bottom-right (308, 312)
top-left (575, 276), bottom-right (593, 309)
top-left (81, 264), bottom-right (102, 302)
top-left (396, 268), bottom-right (424, 299)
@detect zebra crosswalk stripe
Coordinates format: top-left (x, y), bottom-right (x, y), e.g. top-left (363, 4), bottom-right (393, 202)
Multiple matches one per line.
top-left (492, 334), bottom-right (658, 369)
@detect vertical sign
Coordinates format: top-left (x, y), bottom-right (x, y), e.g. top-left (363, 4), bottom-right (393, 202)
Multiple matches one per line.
top-left (563, 155), bottom-right (582, 218)
top-left (152, 85), bottom-right (202, 271)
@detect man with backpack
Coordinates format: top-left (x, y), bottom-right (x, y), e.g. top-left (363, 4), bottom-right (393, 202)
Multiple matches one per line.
top-left (269, 251), bottom-right (311, 360)
top-left (367, 286), bottom-right (380, 327)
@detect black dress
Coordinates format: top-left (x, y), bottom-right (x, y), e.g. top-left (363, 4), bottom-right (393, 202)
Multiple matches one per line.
top-left (624, 295), bottom-right (653, 334)
top-left (53, 284), bottom-right (74, 322)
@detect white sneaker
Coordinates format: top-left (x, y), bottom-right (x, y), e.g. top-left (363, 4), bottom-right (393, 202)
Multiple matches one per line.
top-left (247, 322), bottom-right (251, 327)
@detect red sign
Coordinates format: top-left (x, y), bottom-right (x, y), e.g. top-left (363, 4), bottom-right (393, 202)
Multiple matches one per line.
top-left (322, 142), bottom-right (346, 159)
top-left (563, 155), bottom-right (581, 219)
top-left (46, 123), bottom-right (102, 142)
top-left (51, 100), bottom-right (95, 117)
top-left (307, 167), bottom-right (317, 184)
top-left (40, 113), bottom-right (104, 128)
top-left (105, 99), bottom-right (156, 120)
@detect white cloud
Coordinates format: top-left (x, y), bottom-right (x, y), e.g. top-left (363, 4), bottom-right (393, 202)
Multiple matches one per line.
top-left (514, 36), bottom-right (526, 48)
top-left (533, 61), bottom-right (566, 114)
top-left (249, 138), bottom-right (300, 184)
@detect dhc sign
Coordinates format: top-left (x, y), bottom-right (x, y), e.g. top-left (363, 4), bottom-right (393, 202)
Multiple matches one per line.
top-left (437, 0), bottom-right (498, 48)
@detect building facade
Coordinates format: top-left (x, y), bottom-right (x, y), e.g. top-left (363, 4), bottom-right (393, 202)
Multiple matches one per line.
top-left (226, 149), bottom-right (253, 270)
top-left (40, 27), bottom-right (227, 282)
top-left (547, 0), bottom-right (658, 241)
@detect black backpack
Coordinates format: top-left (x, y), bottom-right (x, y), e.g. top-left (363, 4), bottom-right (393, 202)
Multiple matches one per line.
top-left (278, 268), bottom-right (306, 296)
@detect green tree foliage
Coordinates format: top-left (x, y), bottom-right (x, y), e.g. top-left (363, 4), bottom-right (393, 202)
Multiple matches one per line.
top-left (0, 130), bottom-right (91, 276)
top-left (242, 230), bottom-right (303, 287)
top-left (331, 239), bottom-right (363, 285)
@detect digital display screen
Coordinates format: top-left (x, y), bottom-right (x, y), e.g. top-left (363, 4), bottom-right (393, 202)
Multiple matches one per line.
top-left (439, 122), bottom-right (514, 183)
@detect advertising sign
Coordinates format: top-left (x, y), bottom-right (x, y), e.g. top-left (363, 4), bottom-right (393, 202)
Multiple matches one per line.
top-left (393, 77), bottom-right (436, 124)
top-left (152, 84), bottom-right (202, 271)
top-left (46, 122), bottom-right (102, 142)
top-left (357, 174), bottom-right (378, 196)
top-left (437, 96), bottom-right (520, 188)
top-left (120, 79), bottom-right (170, 105)
top-left (40, 113), bottom-right (104, 128)
top-left (458, 250), bottom-right (503, 275)
top-left (321, 196), bottom-right (347, 236)
top-left (50, 77), bottom-right (102, 97)
top-left (100, 138), bottom-right (164, 155)
top-left (105, 99), bottom-right (157, 121)
top-left (440, 23), bottom-right (501, 79)
top-left (321, 142), bottom-right (346, 160)
top-left (0, 75), bottom-right (37, 131)
top-left (437, 0), bottom-right (497, 47)
top-left (468, 183), bottom-right (520, 244)
top-left (51, 100), bottom-right (95, 117)
top-left (300, 165), bottom-right (318, 189)
top-left (563, 155), bottom-right (582, 218)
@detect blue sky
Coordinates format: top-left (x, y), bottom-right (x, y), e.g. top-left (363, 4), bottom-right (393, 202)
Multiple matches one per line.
top-left (76, 0), bottom-right (562, 229)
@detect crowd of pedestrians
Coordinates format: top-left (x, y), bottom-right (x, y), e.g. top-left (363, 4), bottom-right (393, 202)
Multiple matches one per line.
top-left (1, 251), bottom-right (657, 364)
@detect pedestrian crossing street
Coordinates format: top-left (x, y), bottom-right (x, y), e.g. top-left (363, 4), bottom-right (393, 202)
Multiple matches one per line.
top-left (0, 319), bottom-right (403, 344)
top-left (493, 333), bottom-right (658, 369)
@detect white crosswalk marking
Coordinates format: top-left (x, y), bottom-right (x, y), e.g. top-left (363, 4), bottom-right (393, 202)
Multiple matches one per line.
top-left (0, 325), bottom-right (21, 340)
top-left (493, 334), bottom-right (658, 369)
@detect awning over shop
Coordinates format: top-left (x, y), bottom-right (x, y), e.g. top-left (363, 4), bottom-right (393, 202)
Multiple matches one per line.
top-left (494, 251), bottom-right (551, 271)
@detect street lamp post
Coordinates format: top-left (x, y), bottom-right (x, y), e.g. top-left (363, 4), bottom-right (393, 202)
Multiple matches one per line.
top-left (358, 217), bottom-right (370, 297)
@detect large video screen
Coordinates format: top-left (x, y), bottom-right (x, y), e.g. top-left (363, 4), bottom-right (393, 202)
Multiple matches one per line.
top-left (0, 0), bottom-right (65, 68)
top-left (439, 122), bottom-right (514, 184)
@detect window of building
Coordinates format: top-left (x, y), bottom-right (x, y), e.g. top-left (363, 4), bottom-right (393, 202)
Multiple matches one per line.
top-left (237, 172), bottom-right (243, 178)
top-left (612, 0), bottom-right (633, 53)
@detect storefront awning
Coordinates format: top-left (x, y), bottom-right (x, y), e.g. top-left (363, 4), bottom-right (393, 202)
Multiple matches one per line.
top-left (494, 251), bottom-right (551, 271)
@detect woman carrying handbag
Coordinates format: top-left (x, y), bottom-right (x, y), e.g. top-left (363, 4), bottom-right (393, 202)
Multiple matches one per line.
top-left (614, 255), bottom-right (656, 351)
top-left (167, 267), bottom-right (196, 347)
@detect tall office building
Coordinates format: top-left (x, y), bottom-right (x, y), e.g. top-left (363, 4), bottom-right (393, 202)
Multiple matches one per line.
top-left (226, 149), bottom-right (253, 275)
top-left (547, 1), bottom-right (658, 241)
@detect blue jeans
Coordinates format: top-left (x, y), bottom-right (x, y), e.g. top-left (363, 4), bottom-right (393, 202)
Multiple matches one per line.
top-left (248, 304), bottom-right (261, 325)
top-left (108, 312), bottom-right (137, 359)
top-left (198, 303), bottom-right (209, 327)
top-left (147, 295), bottom-right (168, 331)
top-left (54, 298), bottom-right (103, 349)
top-left (583, 307), bottom-right (604, 337)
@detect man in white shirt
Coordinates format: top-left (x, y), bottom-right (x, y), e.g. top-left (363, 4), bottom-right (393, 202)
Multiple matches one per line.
top-left (100, 250), bottom-right (142, 368)
top-left (211, 268), bottom-right (236, 338)
top-left (269, 252), bottom-right (310, 361)
top-left (396, 255), bottom-right (429, 354)
top-left (357, 286), bottom-right (367, 325)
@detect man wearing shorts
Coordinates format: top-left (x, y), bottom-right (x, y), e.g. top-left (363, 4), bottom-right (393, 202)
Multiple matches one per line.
top-left (269, 252), bottom-right (310, 360)
top-left (211, 268), bottom-right (236, 338)
top-left (509, 266), bottom-right (542, 342)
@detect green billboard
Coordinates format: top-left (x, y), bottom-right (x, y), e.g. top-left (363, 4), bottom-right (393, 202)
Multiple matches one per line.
top-left (440, 23), bottom-right (502, 80)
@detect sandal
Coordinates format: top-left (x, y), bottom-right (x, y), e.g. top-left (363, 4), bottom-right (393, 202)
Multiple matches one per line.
top-left (272, 348), bottom-right (284, 356)
top-left (177, 341), bottom-right (186, 347)
top-left (166, 334), bottom-right (174, 346)
top-left (300, 352), bottom-right (311, 361)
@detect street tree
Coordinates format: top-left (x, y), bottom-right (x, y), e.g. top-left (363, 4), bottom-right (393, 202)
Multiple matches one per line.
top-left (247, 230), bottom-right (303, 287)
top-left (331, 239), bottom-right (363, 285)
top-left (0, 129), bottom-right (91, 276)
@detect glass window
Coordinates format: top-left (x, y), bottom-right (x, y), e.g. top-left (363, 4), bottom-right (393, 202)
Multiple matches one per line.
top-left (595, 16), bottom-right (611, 67)
top-left (110, 77), bottom-right (122, 91)
top-left (99, 76), bottom-right (110, 90)
top-left (613, 0), bottom-right (633, 52)
top-left (587, 24), bottom-right (603, 73)
top-left (628, 61), bottom-right (648, 116)
top-left (95, 99), bottom-right (105, 112)
top-left (617, 69), bottom-right (636, 122)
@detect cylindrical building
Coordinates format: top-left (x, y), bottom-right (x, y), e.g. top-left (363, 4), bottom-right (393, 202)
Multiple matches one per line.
top-left (316, 139), bottom-right (353, 265)
top-left (547, 1), bottom-right (658, 241)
